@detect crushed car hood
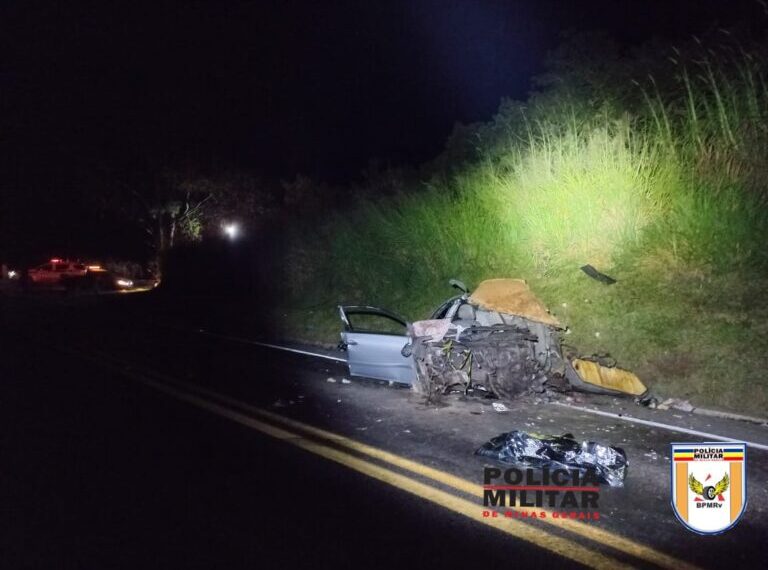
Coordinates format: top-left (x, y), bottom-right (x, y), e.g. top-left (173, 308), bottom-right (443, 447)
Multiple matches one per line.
top-left (468, 278), bottom-right (561, 328)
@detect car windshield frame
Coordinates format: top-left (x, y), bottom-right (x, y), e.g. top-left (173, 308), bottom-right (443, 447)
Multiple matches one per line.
top-left (339, 305), bottom-right (409, 335)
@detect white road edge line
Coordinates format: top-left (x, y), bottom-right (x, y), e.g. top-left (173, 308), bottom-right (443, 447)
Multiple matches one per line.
top-left (198, 329), bottom-right (347, 363)
top-left (191, 328), bottom-right (768, 452)
top-left (554, 402), bottom-right (768, 451)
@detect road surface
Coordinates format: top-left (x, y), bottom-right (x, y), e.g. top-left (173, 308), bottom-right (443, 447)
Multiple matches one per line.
top-left (2, 292), bottom-right (767, 569)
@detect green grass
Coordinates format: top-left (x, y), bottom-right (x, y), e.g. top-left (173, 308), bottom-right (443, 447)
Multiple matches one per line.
top-left (276, 41), bottom-right (768, 414)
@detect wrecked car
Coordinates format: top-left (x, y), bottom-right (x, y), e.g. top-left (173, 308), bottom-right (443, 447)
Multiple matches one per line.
top-left (338, 278), bottom-right (647, 400)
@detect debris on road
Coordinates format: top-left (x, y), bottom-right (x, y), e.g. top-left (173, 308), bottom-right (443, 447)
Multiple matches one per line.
top-left (636, 393), bottom-right (659, 408)
top-left (657, 398), bottom-right (694, 412)
top-left (341, 378), bottom-right (352, 384)
top-left (492, 402), bottom-right (509, 413)
top-left (475, 430), bottom-right (628, 487)
top-left (327, 377), bottom-right (337, 383)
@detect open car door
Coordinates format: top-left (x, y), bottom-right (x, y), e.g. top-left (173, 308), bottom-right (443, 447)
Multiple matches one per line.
top-left (338, 306), bottom-right (415, 385)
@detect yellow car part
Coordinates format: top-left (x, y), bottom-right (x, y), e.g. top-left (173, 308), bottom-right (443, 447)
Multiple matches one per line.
top-left (571, 358), bottom-right (647, 396)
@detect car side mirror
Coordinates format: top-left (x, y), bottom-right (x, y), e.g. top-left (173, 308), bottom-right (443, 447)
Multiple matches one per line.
top-left (401, 343), bottom-right (413, 357)
top-left (449, 278), bottom-right (468, 294)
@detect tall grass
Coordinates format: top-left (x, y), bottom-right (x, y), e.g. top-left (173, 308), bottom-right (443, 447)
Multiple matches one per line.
top-left (291, 42), bottom-right (768, 299)
top-left (280, 39), bottom-right (768, 411)
top-left (496, 117), bottom-right (672, 269)
top-left (634, 41), bottom-right (768, 271)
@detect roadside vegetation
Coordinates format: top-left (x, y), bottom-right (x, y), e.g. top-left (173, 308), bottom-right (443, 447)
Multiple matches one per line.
top-left (279, 32), bottom-right (768, 413)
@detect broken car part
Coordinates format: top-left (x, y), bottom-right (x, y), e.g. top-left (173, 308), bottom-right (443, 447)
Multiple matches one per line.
top-left (580, 264), bottom-right (617, 285)
top-left (338, 278), bottom-right (645, 400)
top-left (565, 357), bottom-right (647, 397)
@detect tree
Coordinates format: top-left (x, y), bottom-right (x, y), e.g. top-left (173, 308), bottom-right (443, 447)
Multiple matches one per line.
top-left (116, 167), bottom-right (278, 272)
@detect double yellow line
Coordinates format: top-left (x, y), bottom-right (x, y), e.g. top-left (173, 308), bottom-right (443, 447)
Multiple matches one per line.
top-left (111, 366), bottom-right (697, 570)
top-left (73, 343), bottom-right (698, 570)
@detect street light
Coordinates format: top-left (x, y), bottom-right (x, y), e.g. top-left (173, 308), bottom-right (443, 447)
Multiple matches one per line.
top-left (222, 222), bottom-right (240, 240)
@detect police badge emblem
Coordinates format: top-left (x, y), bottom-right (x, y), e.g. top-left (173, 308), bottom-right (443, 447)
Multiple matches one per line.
top-left (671, 442), bottom-right (747, 534)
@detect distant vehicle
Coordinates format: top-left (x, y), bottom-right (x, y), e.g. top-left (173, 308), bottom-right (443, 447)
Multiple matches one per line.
top-left (26, 258), bottom-right (134, 291)
top-left (80, 267), bottom-right (134, 292)
top-left (28, 259), bottom-right (89, 284)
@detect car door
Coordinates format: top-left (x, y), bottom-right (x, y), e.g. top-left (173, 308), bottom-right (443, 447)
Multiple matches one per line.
top-left (338, 305), bottom-right (415, 385)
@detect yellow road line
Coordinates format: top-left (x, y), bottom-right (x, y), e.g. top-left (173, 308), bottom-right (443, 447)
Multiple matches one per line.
top-left (173, 379), bottom-right (698, 570)
top-left (136, 373), bottom-right (633, 569)
top-left (82, 348), bottom-right (696, 570)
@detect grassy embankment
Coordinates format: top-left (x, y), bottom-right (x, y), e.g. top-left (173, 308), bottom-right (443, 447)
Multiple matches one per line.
top-left (279, 43), bottom-right (768, 413)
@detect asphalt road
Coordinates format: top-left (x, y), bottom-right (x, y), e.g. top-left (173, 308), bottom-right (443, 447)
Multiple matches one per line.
top-left (1, 331), bottom-right (582, 569)
top-left (2, 291), bottom-right (768, 569)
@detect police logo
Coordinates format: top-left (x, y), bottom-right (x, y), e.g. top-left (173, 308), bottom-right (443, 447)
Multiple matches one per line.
top-left (671, 442), bottom-right (747, 534)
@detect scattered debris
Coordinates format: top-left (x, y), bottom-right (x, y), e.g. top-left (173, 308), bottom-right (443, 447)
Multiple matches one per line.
top-left (492, 402), bottom-right (509, 413)
top-left (636, 393), bottom-right (658, 408)
top-left (580, 264), bottom-right (617, 285)
top-left (326, 377), bottom-right (337, 383)
top-left (341, 378), bottom-right (352, 384)
top-left (475, 430), bottom-right (628, 487)
top-left (657, 398), bottom-right (694, 412)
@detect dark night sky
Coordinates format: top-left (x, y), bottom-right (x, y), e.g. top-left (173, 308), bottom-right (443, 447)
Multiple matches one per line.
top-left (0, 0), bottom-right (765, 262)
top-left (2, 0), bottom-right (764, 184)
